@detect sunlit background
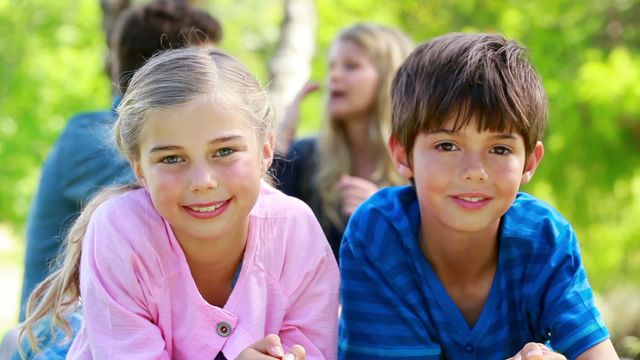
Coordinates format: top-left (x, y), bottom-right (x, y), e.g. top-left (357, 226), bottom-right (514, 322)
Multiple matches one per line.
top-left (1, 0), bottom-right (639, 357)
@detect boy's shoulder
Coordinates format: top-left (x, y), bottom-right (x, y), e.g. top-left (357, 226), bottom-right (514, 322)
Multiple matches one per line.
top-left (345, 185), bottom-right (419, 254)
top-left (501, 192), bottom-right (575, 248)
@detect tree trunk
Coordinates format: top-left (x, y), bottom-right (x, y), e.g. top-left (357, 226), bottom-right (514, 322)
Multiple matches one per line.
top-left (268, 0), bottom-right (317, 124)
top-left (100, 0), bottom-right (131, 45)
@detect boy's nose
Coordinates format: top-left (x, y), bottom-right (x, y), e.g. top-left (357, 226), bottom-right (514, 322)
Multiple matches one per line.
top-left (460, 154), bottom-right (488, 182)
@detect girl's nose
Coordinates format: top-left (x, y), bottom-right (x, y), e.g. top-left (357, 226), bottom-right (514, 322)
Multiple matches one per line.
top-left (190, 165), bottom-right (217, 192)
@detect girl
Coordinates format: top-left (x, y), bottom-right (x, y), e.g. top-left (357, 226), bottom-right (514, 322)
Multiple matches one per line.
top-left (19, 48), bottom-right (339, 359)
top-left (274, 23), bottom-right (414, 260)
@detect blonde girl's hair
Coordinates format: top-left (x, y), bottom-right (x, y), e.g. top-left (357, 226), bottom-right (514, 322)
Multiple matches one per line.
top-left (19, 47), bottom-right (273, 355)
top-left (315, 23), bottom-right (414, 231)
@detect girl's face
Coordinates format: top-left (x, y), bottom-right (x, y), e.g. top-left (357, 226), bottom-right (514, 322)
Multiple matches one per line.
top-left (132, 99), bottom-right (273, 246)
top-left (327, 39), bottom-right (380, 122)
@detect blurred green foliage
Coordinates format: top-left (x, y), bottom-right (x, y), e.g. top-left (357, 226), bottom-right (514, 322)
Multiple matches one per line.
top-left (1, 0), bottom-right (639, 292)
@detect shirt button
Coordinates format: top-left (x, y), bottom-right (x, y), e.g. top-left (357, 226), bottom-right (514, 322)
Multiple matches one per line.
top-left (464, 344), bottom-right (474, 353)
top-left (216, 322), bottom-right (232, 337)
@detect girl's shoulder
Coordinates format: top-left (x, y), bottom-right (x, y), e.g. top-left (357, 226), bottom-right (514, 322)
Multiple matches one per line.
top-left (252, 180), bottom-right (316, 220)
top-left (249, 181), bottom-right (334, 270)
top-left (88, 188), bottom-right (171, 258)
top-left (92, 188), bottom-right (161, 226)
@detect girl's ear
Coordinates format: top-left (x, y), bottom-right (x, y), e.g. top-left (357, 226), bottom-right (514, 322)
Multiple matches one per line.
top-left (261, 132), bottom-right (275, 172)
top-left (388, 136), bottom-right (414, 179)
top-left (521, 141), bottom-right (544, 185)
top-left (132, 160), bottom-right (148, 188)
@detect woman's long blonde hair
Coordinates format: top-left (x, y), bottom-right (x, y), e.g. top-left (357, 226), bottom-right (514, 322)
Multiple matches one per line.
top-left (19, 48), bottom-right (273, 355)
top-left (315, 23), bottom-right (414, 230)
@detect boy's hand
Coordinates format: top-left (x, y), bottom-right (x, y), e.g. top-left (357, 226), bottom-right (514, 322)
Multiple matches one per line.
top-left (506, 342), bottom-right (567, 360)
top-left (337, 175), bottom-right (379, 216)
top-left (234, 334), bottom-right (306, 360)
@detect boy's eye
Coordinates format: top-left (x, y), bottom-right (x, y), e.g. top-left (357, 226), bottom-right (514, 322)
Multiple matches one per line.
top-left (215, 147), bottom-right (235, 157)
top-left (161, 155), bottom-right (183, 164)
top-left (490, 146), bottom-right (512, 155)
top-left (435, 142), bottom-right (459, 152)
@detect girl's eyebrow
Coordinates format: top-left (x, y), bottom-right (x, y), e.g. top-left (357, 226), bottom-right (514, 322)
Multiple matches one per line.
top-left (149, 145), bottom-right (182, 153)
top-left (149, 135), bottom-right (247, 153)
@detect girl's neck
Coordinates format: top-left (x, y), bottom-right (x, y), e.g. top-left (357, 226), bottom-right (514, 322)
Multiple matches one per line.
top-left (177, 218), bottom-right (249, 307)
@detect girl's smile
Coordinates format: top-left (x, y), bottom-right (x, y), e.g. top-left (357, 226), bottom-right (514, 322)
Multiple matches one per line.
top-left (133, 98), bottom-right (273, 247)
top-left (182, 199), bottom-right (231, 219)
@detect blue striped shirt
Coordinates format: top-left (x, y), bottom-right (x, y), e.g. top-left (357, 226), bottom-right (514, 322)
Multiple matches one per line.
top-left (339, 186), bottom-right (609, 360)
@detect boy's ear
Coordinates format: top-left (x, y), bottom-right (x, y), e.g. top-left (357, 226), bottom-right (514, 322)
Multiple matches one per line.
top-left (388, 136), bottom-right (414, 179)
top-left (261, 132), bottom-right (275, 172)
top-left (132, 160), bottom-right (148, 188)
top-left (521, 141), bottom-right (544, 185)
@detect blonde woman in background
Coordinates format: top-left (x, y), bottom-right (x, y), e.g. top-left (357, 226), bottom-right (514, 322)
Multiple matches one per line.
top-left (274, 23), bottom-right (414, 261)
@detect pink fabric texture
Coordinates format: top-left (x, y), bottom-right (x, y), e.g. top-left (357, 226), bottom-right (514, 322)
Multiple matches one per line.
top-left (67, 182), bottom-right (339, 359)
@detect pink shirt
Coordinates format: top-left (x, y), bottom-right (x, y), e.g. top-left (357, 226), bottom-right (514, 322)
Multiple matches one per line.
top-left (67, 182), bottom-right (339, 359)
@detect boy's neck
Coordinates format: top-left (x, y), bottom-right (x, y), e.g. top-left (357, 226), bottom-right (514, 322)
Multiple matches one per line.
top-left (419, 220), bottom-right (499, 285)
top-left (420, 221), bottom-right (500, 328)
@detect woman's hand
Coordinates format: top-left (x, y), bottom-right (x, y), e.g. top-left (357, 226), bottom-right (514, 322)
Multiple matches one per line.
top-left (506, 342), bottom-right (566, 360)
top-left (337, 174), bottom-right (379, 216)
top-left (275, 82), bottom-right (320, 154)
top-left (235, 334), bottom-right (305, 360)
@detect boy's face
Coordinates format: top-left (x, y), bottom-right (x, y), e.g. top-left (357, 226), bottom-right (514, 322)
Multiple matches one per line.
top-left (389, 117), bottom-right (544, 237)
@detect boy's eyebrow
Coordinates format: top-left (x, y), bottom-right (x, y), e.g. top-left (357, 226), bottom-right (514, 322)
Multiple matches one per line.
top-left (149, 135), bottom-right (246, 153)
top-left (488, 133), bottom-right (519, 141)
top-left (429, 129), bottom-right (519, 141)
top-left (429, 128), bottom-right (458, 135)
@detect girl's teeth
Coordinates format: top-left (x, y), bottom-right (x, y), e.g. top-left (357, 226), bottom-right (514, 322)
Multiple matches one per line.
top-left (460, 196), bottom-right (483, 203)
top-left (190, 203), bottom-right (223, 212)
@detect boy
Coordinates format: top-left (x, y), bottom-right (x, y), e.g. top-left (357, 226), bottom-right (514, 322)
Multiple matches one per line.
top-left (338, 33), bottom-right (618, 360)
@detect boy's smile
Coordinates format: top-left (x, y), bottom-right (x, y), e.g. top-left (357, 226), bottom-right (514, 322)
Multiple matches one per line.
top-left (391, 117), bottom-right (544, 242)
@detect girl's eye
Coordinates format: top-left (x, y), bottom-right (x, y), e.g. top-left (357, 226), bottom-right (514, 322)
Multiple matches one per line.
top-left (435, 142), bottom-right (459, 152)
top-left (491, 146), bottom-right (512, 155)
top-left (215, 147), bottom-right (235, 157)
top-left (161, 155), bottom-right (183, 164)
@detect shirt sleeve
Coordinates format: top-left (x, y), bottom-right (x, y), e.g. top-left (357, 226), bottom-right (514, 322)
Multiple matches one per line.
top-left (271, 138), bottom-right (316, 198)
top-left (78, 197), bottom-right (171, 360)
top-left (537, 227), bottom-right (610, 359)
top-left (278, 207), bottom-right (340, 360)
top-left (338, 209), bottom-right (441, 360)
top-left (60, 120), bottom-right (132, 206)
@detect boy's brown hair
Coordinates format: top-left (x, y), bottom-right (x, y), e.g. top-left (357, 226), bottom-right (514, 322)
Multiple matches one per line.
top-left (390, 32), bottom-right (547, 160)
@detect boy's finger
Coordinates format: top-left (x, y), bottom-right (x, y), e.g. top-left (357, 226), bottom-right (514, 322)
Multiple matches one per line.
top-left (524, 349), bottom-right (543, 360)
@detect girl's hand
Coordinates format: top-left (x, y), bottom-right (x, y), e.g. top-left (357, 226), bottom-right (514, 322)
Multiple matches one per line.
top-left (337, 174), bottom-right (379, 216)
top-left (235, 334), bottom-right (306, 360)
top-left (506, 342), bottom-right (567, 360)
top-left (275, 82), bottom-right (320, 154)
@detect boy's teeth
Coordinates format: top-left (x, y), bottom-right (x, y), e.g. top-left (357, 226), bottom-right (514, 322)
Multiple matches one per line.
top-left (460, 196), bottom-right (483, 202)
